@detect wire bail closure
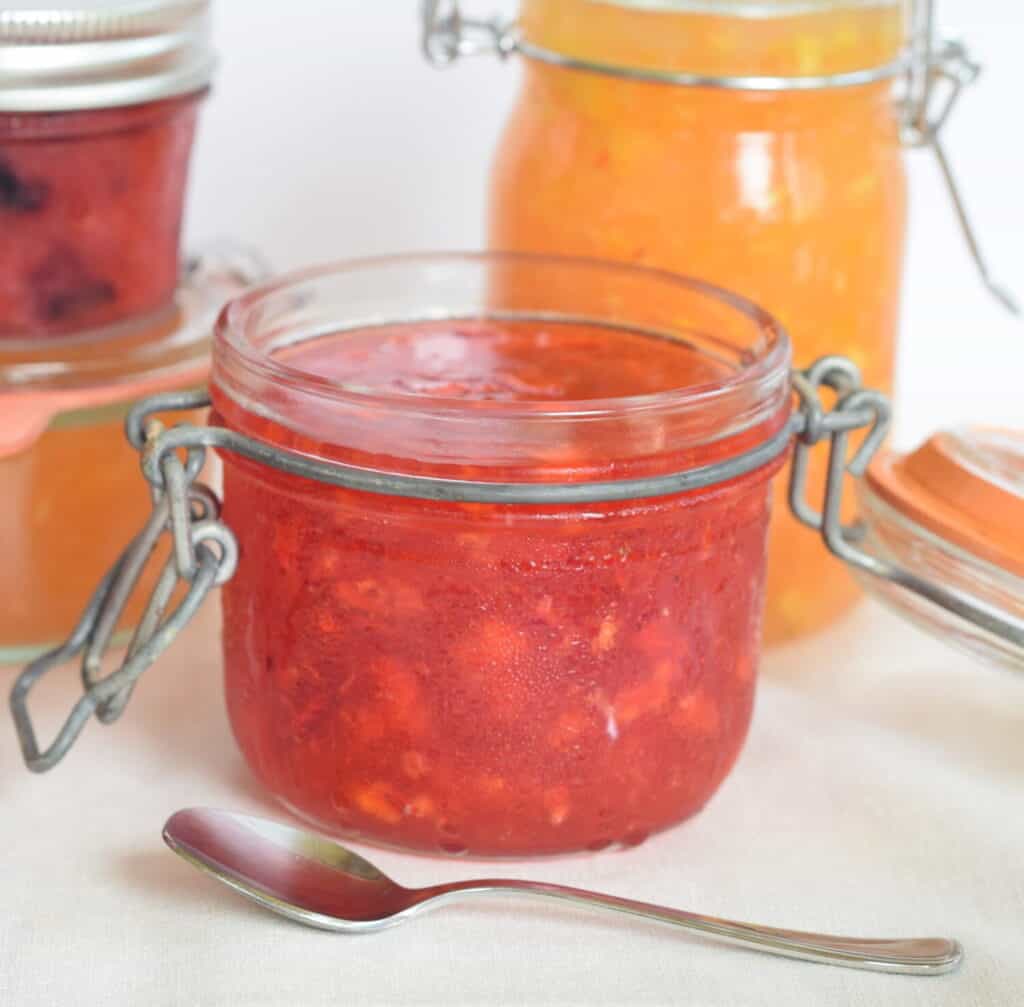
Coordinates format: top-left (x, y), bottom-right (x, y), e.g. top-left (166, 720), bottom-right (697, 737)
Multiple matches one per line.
top-left (420, 0), bottom-right (516, 65)
top-left (788, 359), bottom-right (1024, 652)
top-left (421, 0), bottom-right (1017, 316)
top-left (901, 3), bottom-right (1018, 314)
top-left (8, 413), bottom-right (238, 772)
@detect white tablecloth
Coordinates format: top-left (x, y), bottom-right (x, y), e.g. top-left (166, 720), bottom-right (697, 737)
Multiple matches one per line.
top-left (2, 599), bottom-right (1021, 1006)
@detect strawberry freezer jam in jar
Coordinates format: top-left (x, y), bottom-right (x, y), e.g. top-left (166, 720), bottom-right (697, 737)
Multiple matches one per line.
top-left (212, 254), bottom-right (792, 856)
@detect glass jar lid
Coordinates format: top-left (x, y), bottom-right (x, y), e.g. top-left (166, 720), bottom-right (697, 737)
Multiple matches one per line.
top-left (857, 428), bottom-right (1024, 671)
top-left (0, 244), bottom-right (269, 458)
top-left (0, 0), bottom-right (214, 112)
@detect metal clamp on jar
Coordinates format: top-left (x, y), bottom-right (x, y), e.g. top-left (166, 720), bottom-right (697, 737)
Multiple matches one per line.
top-left (10, 254), bottom-right (1022, 858)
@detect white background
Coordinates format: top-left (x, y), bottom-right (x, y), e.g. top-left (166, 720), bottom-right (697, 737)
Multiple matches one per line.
top-left (4, 5), bottom-right (1024, 1007)
top-left (185, 0), bottom-right (1024, 447)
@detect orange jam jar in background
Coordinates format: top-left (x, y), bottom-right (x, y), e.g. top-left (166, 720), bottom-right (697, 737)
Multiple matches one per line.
top-left (208, 254), bottom-right (792, 856)
top-left (485, 0), bottom-right (908, 644)
top-left (0, 1), bottom-right (214, 340)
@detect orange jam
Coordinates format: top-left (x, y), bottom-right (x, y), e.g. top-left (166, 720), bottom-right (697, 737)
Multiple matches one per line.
top-left (0, 398), bottom-right (204, 661)
top-left (490, 0), bottom-right (907, 643)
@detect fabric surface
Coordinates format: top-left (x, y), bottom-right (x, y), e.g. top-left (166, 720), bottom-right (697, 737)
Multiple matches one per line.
top-left (2, 598), bottom-right (1021, 1006)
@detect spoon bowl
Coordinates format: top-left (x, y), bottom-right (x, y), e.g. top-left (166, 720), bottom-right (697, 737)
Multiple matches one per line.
top-left (164, 807), bottom-right (421, 930)
top-left (163, 808), bottom-right (963, 975)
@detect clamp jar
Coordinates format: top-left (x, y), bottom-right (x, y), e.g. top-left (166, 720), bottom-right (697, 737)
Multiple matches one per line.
top-left (0, 1), bottom-right (215, 339)
top-left (14, 255), bottom-right (1020, 858)
top-left (424, 0), bottom-right (1016, 646)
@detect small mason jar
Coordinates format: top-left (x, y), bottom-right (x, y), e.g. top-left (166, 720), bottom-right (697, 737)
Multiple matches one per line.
top-left (0, 1), bottom-right (214, 339)
top-left (422, 0), bottom-right (1015, 648)
top-left (12, 254), bottom-right (1021, 858)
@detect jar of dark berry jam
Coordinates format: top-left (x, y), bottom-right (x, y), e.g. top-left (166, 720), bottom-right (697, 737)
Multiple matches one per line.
top-left (0, 1), bottom-right (214, 339)
top-left (13, 254), bottom-right (1022, 856)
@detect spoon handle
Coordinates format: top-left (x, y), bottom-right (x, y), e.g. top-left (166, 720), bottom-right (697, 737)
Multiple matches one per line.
top-left (430, 880), bottom-right (961, 975)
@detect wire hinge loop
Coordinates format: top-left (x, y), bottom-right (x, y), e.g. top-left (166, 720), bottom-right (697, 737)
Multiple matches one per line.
top-left (9, 403), bottom-right (236, 773)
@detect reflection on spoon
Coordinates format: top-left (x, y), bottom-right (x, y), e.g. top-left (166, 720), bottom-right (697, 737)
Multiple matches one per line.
top-left (163, 808), bottom-right (962, 976)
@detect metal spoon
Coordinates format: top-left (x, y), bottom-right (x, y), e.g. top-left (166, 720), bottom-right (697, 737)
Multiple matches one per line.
top-left (163, 808), bottom-right (962, 976)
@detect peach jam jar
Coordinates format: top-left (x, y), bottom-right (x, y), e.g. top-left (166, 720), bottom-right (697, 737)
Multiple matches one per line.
top-left (0, 248), bottom-right (263, 663)
top-left (482, 0), bottom-right (909, 646)
top-left (0, 1), bottom-right (214, 339)
top-left (200, 254), bottom-right (792, 856)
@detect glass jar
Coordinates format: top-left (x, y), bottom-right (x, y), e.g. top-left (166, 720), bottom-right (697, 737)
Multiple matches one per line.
top-left (0, 249), bottom-right (265, 663)
top-left (489, 0), bottom-right (905, 647)
top-left (212, 257), bottom-right (791, 856)
top-left (423, 0), bottom-right (1014, 647)
top-left (13, 255), bottom-right (1020, 857)
top-left (0, 1), bottom-right (214, 339)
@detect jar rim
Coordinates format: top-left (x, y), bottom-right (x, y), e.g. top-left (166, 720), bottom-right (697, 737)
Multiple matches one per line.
top-left (590, 0), bottom-right (902, 16)
top-left (215, 251), bottom-right (791, 425)
top-left (212, 252), bottom-right (793, 482)
top-left (510, 0), bottom-right (909, 86)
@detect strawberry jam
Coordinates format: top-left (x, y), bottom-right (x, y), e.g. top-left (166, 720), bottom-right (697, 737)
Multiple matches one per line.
top-left (212, 262), bottom-right (790, 857)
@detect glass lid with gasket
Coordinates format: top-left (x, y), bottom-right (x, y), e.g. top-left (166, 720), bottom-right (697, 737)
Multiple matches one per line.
top-left (856, 427), bottom-right (1024, 671)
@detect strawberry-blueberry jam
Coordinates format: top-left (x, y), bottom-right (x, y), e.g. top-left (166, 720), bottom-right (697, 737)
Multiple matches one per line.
top-left (0, 94), bottom-right (200, 339)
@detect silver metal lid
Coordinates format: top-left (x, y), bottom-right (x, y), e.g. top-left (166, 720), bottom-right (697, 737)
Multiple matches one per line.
top-left (0, 1), bottom-right (214, 113)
